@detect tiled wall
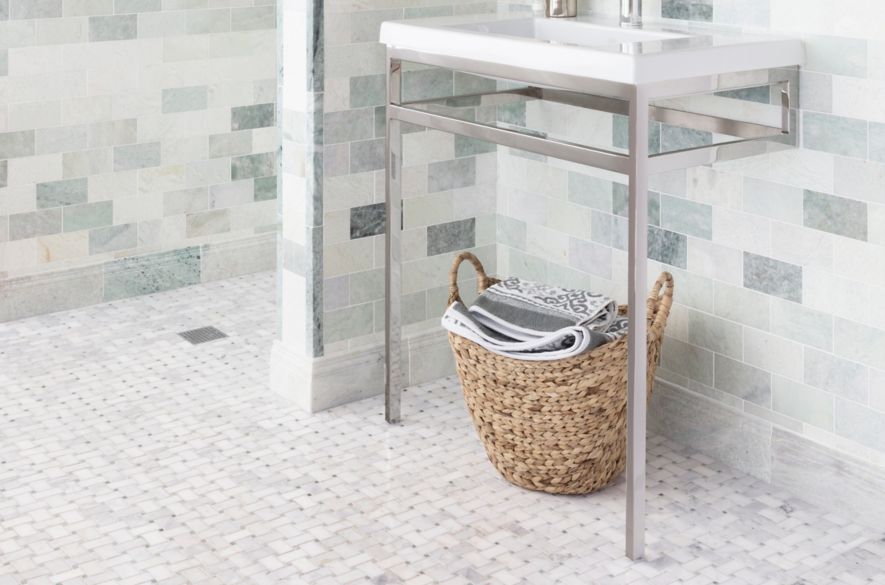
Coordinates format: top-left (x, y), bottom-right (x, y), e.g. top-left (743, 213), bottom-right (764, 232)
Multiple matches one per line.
top-left (0, 0), bottom-right (278, 321)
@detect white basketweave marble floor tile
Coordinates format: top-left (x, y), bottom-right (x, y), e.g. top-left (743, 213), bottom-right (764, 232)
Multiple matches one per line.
top-left (0, 271), bottom-right (883, 585)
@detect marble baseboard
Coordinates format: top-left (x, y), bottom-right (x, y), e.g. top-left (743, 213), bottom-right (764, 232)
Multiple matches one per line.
top-left (270, 327), bottom-right (456, 413)
top-left (0, 233), bottom-right (277, 323)
top-left (652, 378), bottom-right (885, 531)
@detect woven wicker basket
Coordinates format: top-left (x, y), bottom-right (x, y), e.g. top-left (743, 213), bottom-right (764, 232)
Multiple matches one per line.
top-left (446, 252), bottom-right (674, 495)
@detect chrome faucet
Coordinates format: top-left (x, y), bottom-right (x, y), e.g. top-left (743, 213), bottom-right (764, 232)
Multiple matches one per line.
top-left (620, 0), bottom-right (642, 27)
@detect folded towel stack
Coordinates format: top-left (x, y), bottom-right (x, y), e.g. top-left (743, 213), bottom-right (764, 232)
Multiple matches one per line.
top-left (441, 276), bottom-right (628, 361)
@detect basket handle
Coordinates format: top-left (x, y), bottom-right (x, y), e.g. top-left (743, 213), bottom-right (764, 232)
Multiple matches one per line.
top-left (447, 252), bottom-right (498, 306)
top-left (647, 272), bottom-right (674, 340)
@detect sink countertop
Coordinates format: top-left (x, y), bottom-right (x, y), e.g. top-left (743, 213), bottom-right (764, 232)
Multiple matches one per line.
top-left (380, 13), bottom-right (805, 86)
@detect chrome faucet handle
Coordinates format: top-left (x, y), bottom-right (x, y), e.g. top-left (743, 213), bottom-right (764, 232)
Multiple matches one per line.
top-left (620, 0), bottom-right (643, 27)
top-left (545, 0), bottom-right (577, 18)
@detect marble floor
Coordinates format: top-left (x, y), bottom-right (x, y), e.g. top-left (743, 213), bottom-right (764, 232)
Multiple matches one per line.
top-left (1, 271), bottom-right (883, 585)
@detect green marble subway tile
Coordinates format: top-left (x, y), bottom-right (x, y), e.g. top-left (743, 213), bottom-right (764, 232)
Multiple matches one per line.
top-left (254, 176), bottom-right (277, 202)
top-left (349, 139), bottom-right (384, 174)
top-left (36, 178), bottom-right (88, 209)
top-left (103, 247), bottom-right (201, 302)
top-left (454, 71), bottom-right (497, 95)
top-left (89, 223), bottom-right (136, 254)
top-left (661, 338), bottom-right (714, 386)
top-left (870, 122), bottom-right (885, 164)
top-left (324, 109), bottom-right (374, 144)
top-left (799, 71), bottom-right (833, 113)
top-left (660, 194), bottom-right (712, 239)
top-left (648, 226), bottom-right (687, 269)
top-left (714, 281), bottom-right (770, 331)
top-left (428, 157), bottom-right (475, 193)
top-left (231, 103), bottom-right (274, 131)
top-left (209, 131), bottom-right (252, 158)
top-left (186, 9), bottom-right (229, 34)
top-left (454, 135), bottom-right (496, 157)
top-left (324, 303), bottom-right (374, 343)
top-left (11, 0), bottom-right (60, 19)
top-left (350, 75), bottom-right (386, 109)
top-left (661, 125), bottom-right (712, 152)
top-left (9, 209), bottom-right (62, 240)
top-left (0, 160), bottom-right (7, 188)
top-left (36, 126), bottom-right (88, 156)
top-left (590, 210), bottom-right (612, 246)
top-left (349, 202), bottom-right (385, 239)
top-left (230, 5), bottom-right (274, 31)
top-left (350, 8), bottom-right (401, 44)
top-left (612, 115), bottom-right (660, 152)
top-left (497, 215), bottom-right (527, 250)
top-left (835, 399), bottom-right (885, 452)
top-left (163, 187), bottom-right (207, 216)
top-left (805, 35), bottom-right (867, 77)
top-left (688, 310), bottom-right (742, 360)
top-left (231, 152), bottom-right (274, 180)
top-left (803, 112), bottom-right (867, 158)
top-left (743, 252), bottom-right (803, 303)
top-left (834, 318), bottom-right (885, 371)
top-left (63, 201), bottom-right (113, 232)
top-left (771, 298), bottom-right (833, 351)
top-left (772, 376), bottom-right (834, 430)
top-left (349, 268), bottom-right (384, 305)
top-left (402, 290), bottom-right (428, 326)
top-left (743, 177), bottom-right (803, 224)
top-left (405, 5), bottom-right (452, 18)
top-left (0, 130), bottom-right (35, 159)
top-left (803, 189), bottom-right (868, 240)
top-left (89, 14), bottom-right (137, 41)
top-left (568, 237), bottom-right (612, 279)
top-left (427, 218), bottom-right (475, 256)
top-left (114, 0), bottom-right (160, 14)
top-left (714, 354), bottom-right (771, 406)
top-left (715, 86), bottom-right (770, 104)
top-left (568, 172), bottom-right (613, 211)
top-left (88, 119), bottom-right (137, 149)
top-left (402, 68), bottom-right (453, 102)
top-left (162, 86), bottom-right (208, 114)
top-left (0, 0), bottom-right (7, 19)
top-left (662, 0), bottom-right (713, 21)
top-left (186, 209), bottom-right (230, 237)
top-left (323, 276), bottom-right (348, 311)
top-left (0, 49), bottom-right (7, 76)
top-left (804, 348), bottom-right (868, 403)
top-left (114, 142), bottom-right (160, 171)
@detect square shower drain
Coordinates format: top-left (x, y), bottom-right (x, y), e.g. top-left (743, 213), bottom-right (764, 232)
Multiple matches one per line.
top-left (178, 326), bottom-right (228, 345)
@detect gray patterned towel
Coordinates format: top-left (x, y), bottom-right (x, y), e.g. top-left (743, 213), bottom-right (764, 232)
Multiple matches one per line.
top-left (441, 277), bottom-right (627, 361)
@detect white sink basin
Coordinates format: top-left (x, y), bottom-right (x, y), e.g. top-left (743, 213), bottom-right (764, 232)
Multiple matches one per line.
top-left (380, 15), bottom-right (804, 87)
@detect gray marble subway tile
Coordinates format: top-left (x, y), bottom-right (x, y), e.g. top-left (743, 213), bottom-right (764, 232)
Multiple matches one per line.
top-left (350, 8), bottom-right (401, 43)
top-left (660, 194), bottom-right (712, 239)
top-left (771, 428), bottom-right (885, 530)
top-left (803, 189), bottom-right (867, 241)
top-left (350, 75), bottom-right (386, 109)
top-left (9, 209), bottom-right (62, 240)
top-left (36, 178), bottom-right (88, 209)
top-left (805, 35), bottom-right (867, 77)
top-left (611, 116), bottom-right (661, 152)
top-left (804, 347), bottom-right (868, 403)
top-left (373, 106), bottom-right (386, 139)
top-left (0, 49), bottom-right (7, 77)
top-left (497, 101), bottom-right (526, 127)
top-left (63, 201), bottom-right (113, 232)
top-left (714, 281), bottom-right (770, 331)
top-left (230, 5), bottom-right (274, 31)
top-left (185, 9), bottom-right (229, 34)
top-left (770, 297), bottom-right (833, 351)
top-left (0, 0), bottom-right (7, 20)
top-left (428, 157), bottom-right (475, 193)
top-left (254, 176), bottom-right (277, 202)
top-left (802, 112), bottom-right (867, 158)
top-left (11, 0), bottom-right (61, 19)
top-left (324, 143), bottom-right (349, 178)
top-left (209, 180), bottom-right (253, 209)
top-left (325, 109), bottom-right (374, 145)
top-left (36, 126), bottom-right (88, 156)
top-left (568, 172), bottom-right (612, 211)
top-left (350, 203), bottom-right (385, 240)
top-left (743, 252), bottom-right (803, 303)
top-left (231, 152), bottom-right (274, 180)
top-left (715, 86), bottom-right (771, 104)
top-left (89, 119), bottom-right (137, 149)
top-left (836, 399), bottom-right (885, 453)
top-left (89, 14), bottom-right (137, 41)
top-left (648, 226), bottom-right (687, 269)
top-left (163, 187), bottom-right (207, 216)
top-left (114, 142), bottom-right (160, 171)
top-left (0, 160), bottom-right (6, 188)
top-left (231, 103), bottom-right (274, 131)
top-left (209, 131), bottom-right (252, 159)
top-left (89, 223), bottom-right (136, 254)
top-left (201, 235), bottom-right (276, 283)
top-left (497, 215), bottom-right (527, 250)
top-left (186, 209), bottom-right (230, 238)
top-left (743, 177), bottom-right (803, 224)
top-left (714, 354), bottom-right (771, 406)
top-left (568, 237), bottom-right (612, 279)
top-left (799, 71), bottom-right (833, 113)
top-left (103, 247), bottom-right (201, 302)
top-left (114, 0), bottom-right (159, 14)
top-left (405, 5), bottom-right (452, 18)
top-left (661, 0), bottom-right (713, 21)
top-left (834, 318), bottom-right (885, 371)
top-left (870, 122), bottom-right (885, 164)
top-left (0, 130), bottom-right (35, 159)
top-left (650, 383), bottom-right (772, 480)
top-left (590, 210), bottom-right (612, 246)
top-left (402, 290), bottom-right (428, 326)
top-left (688, 309), bottom-right (743, 360)
top-left (325, 303), bottom-right (375, 344)
top-left (403, 68), bottom-right (454, 102)
top-left (323, 275), bottom-right (348, 312)
top-left (660, 125), bottom-right (712, 152)
top-left (162, 86), bottom-right (208, 114)
top-left (0, 266), bottom-right (103, 323)
top-left (427, 218), bottom-right (475, 256)
top-left (454, 136), bottom-right (496, 157)
top-left (612, 184), bottom-right (660, 226)
top-left (454, 72), bottom-right (497, 95)
top-left (349, 268), bottom-right (384, 305)
top-left (349, 139), bottom-right (384, 174)
top-left (772, 376), bottom-right (834, 430)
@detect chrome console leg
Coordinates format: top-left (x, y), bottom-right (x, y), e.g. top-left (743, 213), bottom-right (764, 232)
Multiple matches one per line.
top-left (385, 56), bottom-right (404, 424)
top-left (626, 87), bottom-right (649, 561)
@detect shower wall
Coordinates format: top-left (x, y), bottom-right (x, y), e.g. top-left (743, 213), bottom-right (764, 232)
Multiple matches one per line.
top-left (0, 1), bottom-right (277, 321)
